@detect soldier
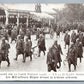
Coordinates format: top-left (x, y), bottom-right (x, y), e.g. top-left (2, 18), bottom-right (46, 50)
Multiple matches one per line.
top-left (19, 29), bottom-right (24, 40)
top-left (71, 31), bottom-right (77, 44)
top-left (56, 26), bottom-right (60, 37)
top-left (7, 24), bottom-right (12, 37)
top-left (36, 28), bottom-right (40, 40)
top-left (14, 35), bottom-right (24, 62)
top-left (47, 47), bottom-right (56, 72)
top-left (47, 40), bottom-right (63, 72)
top-left (0, 38), bottom-right (10, 66)
top-left (64, 32), bottom-right (70, 49)
top-left (38, 34), bottom-right (46, 57)
top-left (23, 37), bottom-right (32, 62)
top-left (82, 34), bottom-right (84, 46)
top-left (11, 27), bottom-right (17, 43)
top-left (53, 41), bottom-right (63, 68)
top-left (26, 29), bottom-right (31, 40)
top-left (3, 29), bottom-right (9, 41)
top-left (50, 28), bottom-right (54, 39)
top-left (78, 32), bottom-right (83, 45)
top-left (75, 39), bottom-right (83, 63)
top-left (67, 42), bottom-right (77, 72)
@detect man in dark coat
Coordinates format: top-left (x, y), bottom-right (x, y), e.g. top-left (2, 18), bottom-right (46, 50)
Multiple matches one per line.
top-left (36, 28), bottom-right (40, 40)
top-left (75, 39), bottom-right (83, 63)
top-left (11, 27), bottom-right (17, 43)
top-left (47, 47), bottom-right (56, 72)
top-left (19, 29), bottom-right (24, 40)
top-left (38, 34), bottom-right (46, 57)
top-left (47, 40), bottom-right (63, 72)
top-left (53, 41), bottom-right (63, 67)
top-left (3, 29), bottom-right (9, 41)
top-left (71, 31), bottom-right (77, 44)
top-left (78, 32), bottom-right (83, 45)
top-left (7, 24), bottom-right (12, 37)
top-left (14, 35), bottom-right (24, 62)
top-left (0, 38), bottom-right (10, 66)
top-left (82, 34), bottom-right (84, 46)
top-left (67, 42), bottom-right (77, 72)
top-left (56, 26), bottom-right (60, 37)
top-left (64, 32), bottom-right (70, 49)
top-left (23, 37), bottom-right (32, 62)
top-left (26, 29), bottom-right (31, 40)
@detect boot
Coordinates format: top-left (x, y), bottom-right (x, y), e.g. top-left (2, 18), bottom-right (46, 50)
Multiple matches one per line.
top-left (7, 62), bottom-right (10, 67)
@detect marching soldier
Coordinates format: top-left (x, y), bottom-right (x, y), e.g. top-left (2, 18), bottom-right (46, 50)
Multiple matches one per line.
top-left (78, 32), bottom-right (83, 45)
top-left (75, 39), bottom-right (83, 63)
top-left (82, 34), bottom-right (84, 46)
top-left (67, 42), bottom-right (77, 72)
top-left (3, 29), bottom-right (9, 41)
top-left (19, 29), bottom-right (24, 40)
top-left (23, 37), bottom-right (32, 62)
top-left (0, 38), bottom-right (10, 66)
top-left (11, 27), bottom-right (17, 43)
top-left (14, 35), bottom-right (24, 62)
top-left (64, 32), bottom-right (70, 49)
top-left (38, 34), bottom-right (46, 57)
top-left (71, 31), bottom-right (77, 44)
top-left (26, 29), bottom-right (31, 40)
top-left (47, 40), bottom-right (63, 72)
top-left (47, 47), bottom-right (56, 72)
top-left (36, 28), bottom-right (40, 40)
top-left (53, 41), bottom-right (63, 68)
top-left (7, 24), bottom-right (12, 37)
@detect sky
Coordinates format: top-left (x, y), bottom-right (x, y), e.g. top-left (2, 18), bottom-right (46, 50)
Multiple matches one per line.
top-left (4, 4), bottom-right (65, 13)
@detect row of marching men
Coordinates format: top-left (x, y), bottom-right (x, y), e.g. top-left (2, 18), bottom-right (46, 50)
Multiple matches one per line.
top-left (47, 30), bottom-right (84, 72)
top-left (0, 28), bottom-right (46, 68)
top-left (1, 25), bottom-right (31, 43)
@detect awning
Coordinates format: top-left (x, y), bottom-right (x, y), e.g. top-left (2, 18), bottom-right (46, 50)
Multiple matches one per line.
top-left (30, 12), bottom-right (54, 20)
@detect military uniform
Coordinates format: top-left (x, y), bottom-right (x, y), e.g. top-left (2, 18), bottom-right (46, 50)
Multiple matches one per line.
top-left (0, 38), bottom-right (10, 66)
top-left (24, 39), bottom-right (32, 62)
top-left (67, 44), bottom-right (77, 71)
top-left (19, 30), bottom-right (24, 40)
top-left (47, 41), bottom-right (62, 72)
top-left (78, 33), bottom-right (83, 44)
top-left (26, 29), bottom-right (31, 40)
top-left (3, 29), bottom-right (9, 41)
top-left (82, 35), bottom-right (84, 46)
top-left (71, 31), bottom-right (77, 43)
top-left (38, 35), bottom-right (46, 57)
top-left (64, 33), bottom-right (70, 48)
top-left (11, 28), bottom-right (17, 42)
top-left (47, 48), bottom-right (56, 72)
top-left (75, 40), bottom-right (83, 63)
top-left (15, 35), bottom-right (24, 61)
top-left (56, 26), bottom-right (60, 36)
top-left (67, 45), bottom-right (77, 65)
top-left (36, 29), bottom-right (40, 40)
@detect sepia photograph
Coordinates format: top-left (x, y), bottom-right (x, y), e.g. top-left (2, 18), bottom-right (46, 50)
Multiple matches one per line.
top-left (0, 3), bottom-right (84, 74)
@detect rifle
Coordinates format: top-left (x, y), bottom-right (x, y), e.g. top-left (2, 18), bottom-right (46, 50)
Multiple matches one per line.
top-left (32, 45), bottom-right (38, 50)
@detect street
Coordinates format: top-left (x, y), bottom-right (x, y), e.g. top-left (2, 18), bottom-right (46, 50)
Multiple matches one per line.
top-left (0, 30), bottom-right (84, 72)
